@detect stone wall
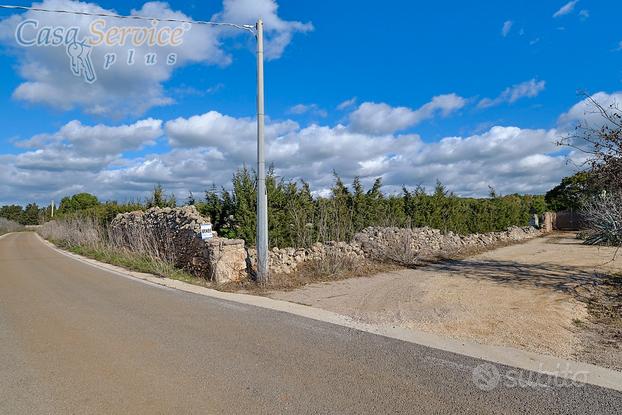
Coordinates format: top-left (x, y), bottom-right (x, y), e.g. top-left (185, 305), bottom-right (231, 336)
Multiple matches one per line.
top-left (355, 225), bottom-right (541, 260)
top-left (110, 206), bottom-right (247, 284)
top-left (247, 241), bottom-right (366, 275)
top-left (259, 225), bottom-right (542, 275)
top-left (109, 207), bottom-right (544, 280)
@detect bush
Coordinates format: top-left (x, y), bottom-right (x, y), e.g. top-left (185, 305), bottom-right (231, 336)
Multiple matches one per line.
top-left (581, 192), bottom-right (622, 246)
top-left (200, 168), bottom-right (546, 248)
top-left (0, 218), bottom-right (23, 235)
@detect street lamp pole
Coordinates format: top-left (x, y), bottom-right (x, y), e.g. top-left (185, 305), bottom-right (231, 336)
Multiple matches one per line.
top-left (255, 18), bottom-right (269, 283)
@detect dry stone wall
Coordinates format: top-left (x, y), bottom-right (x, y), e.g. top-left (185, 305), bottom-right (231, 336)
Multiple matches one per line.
top-left (110, 206), bottom-right (247, 284)
top-left (247, 241), bottom-right (367, 275)
top-left (109, 207), bottom-right (544, 280)
top-left (263, 226), bottom-right (542, 275)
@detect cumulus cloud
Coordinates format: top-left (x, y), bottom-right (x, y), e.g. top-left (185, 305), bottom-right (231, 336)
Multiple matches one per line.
top-left (0, 0), bottom-right (310, 116)
top-left (1, 98), bottom-right (586, 205)
top-left (478, 79), bottom-right (546, 108)
top-left (502, 20), bottom-right (513, 37)
top-left (553, 1), bottom-right (579, 18)
top-left (557, 91), bottom-right (622, 130)
top-left (349, 94), bottom-right (467, 135)
top-left (165, 111), bottom-right (298, 150)
top-left (213, 0), bottom-right (313, 60)
top-left (14, 118), bottom-right (162, 155)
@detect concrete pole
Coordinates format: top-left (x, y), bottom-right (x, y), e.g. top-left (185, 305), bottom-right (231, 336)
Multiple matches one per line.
top-left (255, 18), bottom-right (269, 283)
top-left (51, 200), bottom-right (54, 219)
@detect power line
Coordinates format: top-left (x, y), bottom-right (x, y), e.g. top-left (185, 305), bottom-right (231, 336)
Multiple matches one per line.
top-left (0, 4), bottom-right (256, 33)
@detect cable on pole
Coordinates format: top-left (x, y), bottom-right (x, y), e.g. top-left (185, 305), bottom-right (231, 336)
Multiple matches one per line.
top-left (0, 4), bottom-right (256, 34)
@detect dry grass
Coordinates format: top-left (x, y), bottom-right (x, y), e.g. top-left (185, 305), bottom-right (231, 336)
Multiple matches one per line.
top-left (228, 253), bottom-right (398, 293)
top-left (38, 217), bottom-right (196, 283)
top-left (367, 231), bottom-right (426, 267)
top-left (573, 273), bottom-right (622, 369)
top-left (0, 218), bottom-right (24, 235)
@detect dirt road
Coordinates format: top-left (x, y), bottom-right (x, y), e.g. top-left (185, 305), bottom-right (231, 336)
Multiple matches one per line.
top-left (270, 233), bottom-right (622, 368)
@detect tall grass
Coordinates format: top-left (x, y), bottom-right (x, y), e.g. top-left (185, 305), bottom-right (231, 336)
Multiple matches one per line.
top-left (38, 217), bottom-right (194, 281)
top-left (0, 218), bottom-right (23, 235)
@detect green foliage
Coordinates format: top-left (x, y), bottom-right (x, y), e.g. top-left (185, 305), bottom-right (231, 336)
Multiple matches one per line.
top-left (59, 193), bottom-right (100, 214)
top-left (1, 203), bottom-right (54, 225)
top-left (0, 205), bottom-right (23, 222)
top-left (202, 168), bottom-right (546, 248)
top-left (146, 184), bottom-right (176, 208)
top-left (20, 203), bottom-right (41, 225)
top-left (545, 171), bottom-right (593, 211)
top-left (54, 199), bottom-right (143, 226)
top-left (9, 170), bottom-right (546, 248)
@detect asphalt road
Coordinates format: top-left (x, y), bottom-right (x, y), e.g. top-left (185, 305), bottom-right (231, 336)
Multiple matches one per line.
top-left (1, 232), bottom-right (620, 414)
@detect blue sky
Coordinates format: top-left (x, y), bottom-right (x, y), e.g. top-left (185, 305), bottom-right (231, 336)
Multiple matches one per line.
top-left (0, 0), bottom-right (621, 205)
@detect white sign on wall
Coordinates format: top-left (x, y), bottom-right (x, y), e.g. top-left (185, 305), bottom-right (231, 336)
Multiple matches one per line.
top-left (200, 223), bottom-right (213, 240)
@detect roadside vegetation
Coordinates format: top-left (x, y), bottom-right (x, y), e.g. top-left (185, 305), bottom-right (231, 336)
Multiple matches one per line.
top-left (38, 218), bottom-right (201, 285)
top-left (0, 218), bottom-right (23, 236)
top-left (7, 92), bottom-right (621, 288)
top-left (4, 174), bottom-right (546, 249)
top-left (553, 94), bottom-right (622, 247)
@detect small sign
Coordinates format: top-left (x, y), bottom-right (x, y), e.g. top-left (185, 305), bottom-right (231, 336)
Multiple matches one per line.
top-left (200, 223), bottom-right (213, 240)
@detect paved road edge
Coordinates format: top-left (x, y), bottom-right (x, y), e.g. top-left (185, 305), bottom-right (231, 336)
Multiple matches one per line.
top-left (31, 232), bottom-right (622, 392)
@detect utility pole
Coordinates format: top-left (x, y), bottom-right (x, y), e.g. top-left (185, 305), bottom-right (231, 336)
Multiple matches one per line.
top-left (255, 18), bottom-right (269, 283)
top-left (0, 4), bottom-right (270, 280)
top-left (51, 200), bottom-right (55, 219)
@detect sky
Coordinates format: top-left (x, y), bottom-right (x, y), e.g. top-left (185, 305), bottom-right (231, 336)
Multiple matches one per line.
top-left (0, 0), bottom-right (621, 205)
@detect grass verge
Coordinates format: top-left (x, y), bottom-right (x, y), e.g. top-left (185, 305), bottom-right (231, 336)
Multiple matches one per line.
top-left (48, 239), bottom-right (212, 288)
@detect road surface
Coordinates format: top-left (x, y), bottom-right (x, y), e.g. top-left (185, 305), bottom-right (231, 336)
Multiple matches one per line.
top-left (1, 232), bottom-right (620, 414)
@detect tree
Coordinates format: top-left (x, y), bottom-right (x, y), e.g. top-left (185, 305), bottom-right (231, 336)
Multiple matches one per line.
top-left (186, 191), bottom-right (196, 206)
top-left (558, 94), bottom-right (622, 192)
top-left (545, 172), bottom-right (592, 211)
top-left (146, 184), bottom-right (176, 208)
top-left (59, 193), bottom-right (99, 214)
top-left (557, 94), bottom-right (622, 246)
top-left (0, 205), bottom-right (23, 222)
top-left (20, 203), bottom-right (40, 225)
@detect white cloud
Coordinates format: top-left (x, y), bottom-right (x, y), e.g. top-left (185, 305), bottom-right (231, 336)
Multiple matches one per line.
top-left (557, 91), bottom-right (622, 130)
top-left (0, 0), bottom-right (310, 116)
top-left (349, 94), bottom-right (467, 135)
top-left (9, 118), bottom-right (162, 176)
top-left (502, 20), bottom-right (513, 37)
top-left (579, 9), bottom-right (590, 20)
top-left (287, 103), bottom-right (327, 118)
top-left (553, 1), bottom-right (579, 18)
top-left (165, 111), bottom-right (299, 155)
top-left (213, 0), bottom-right (313, 60)
top-left (478, 79), bottom-right (546, 108)
top-left (2, 98), bottom-right (587, 205)
top-left (337, 97), bottom-right (357, 110)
